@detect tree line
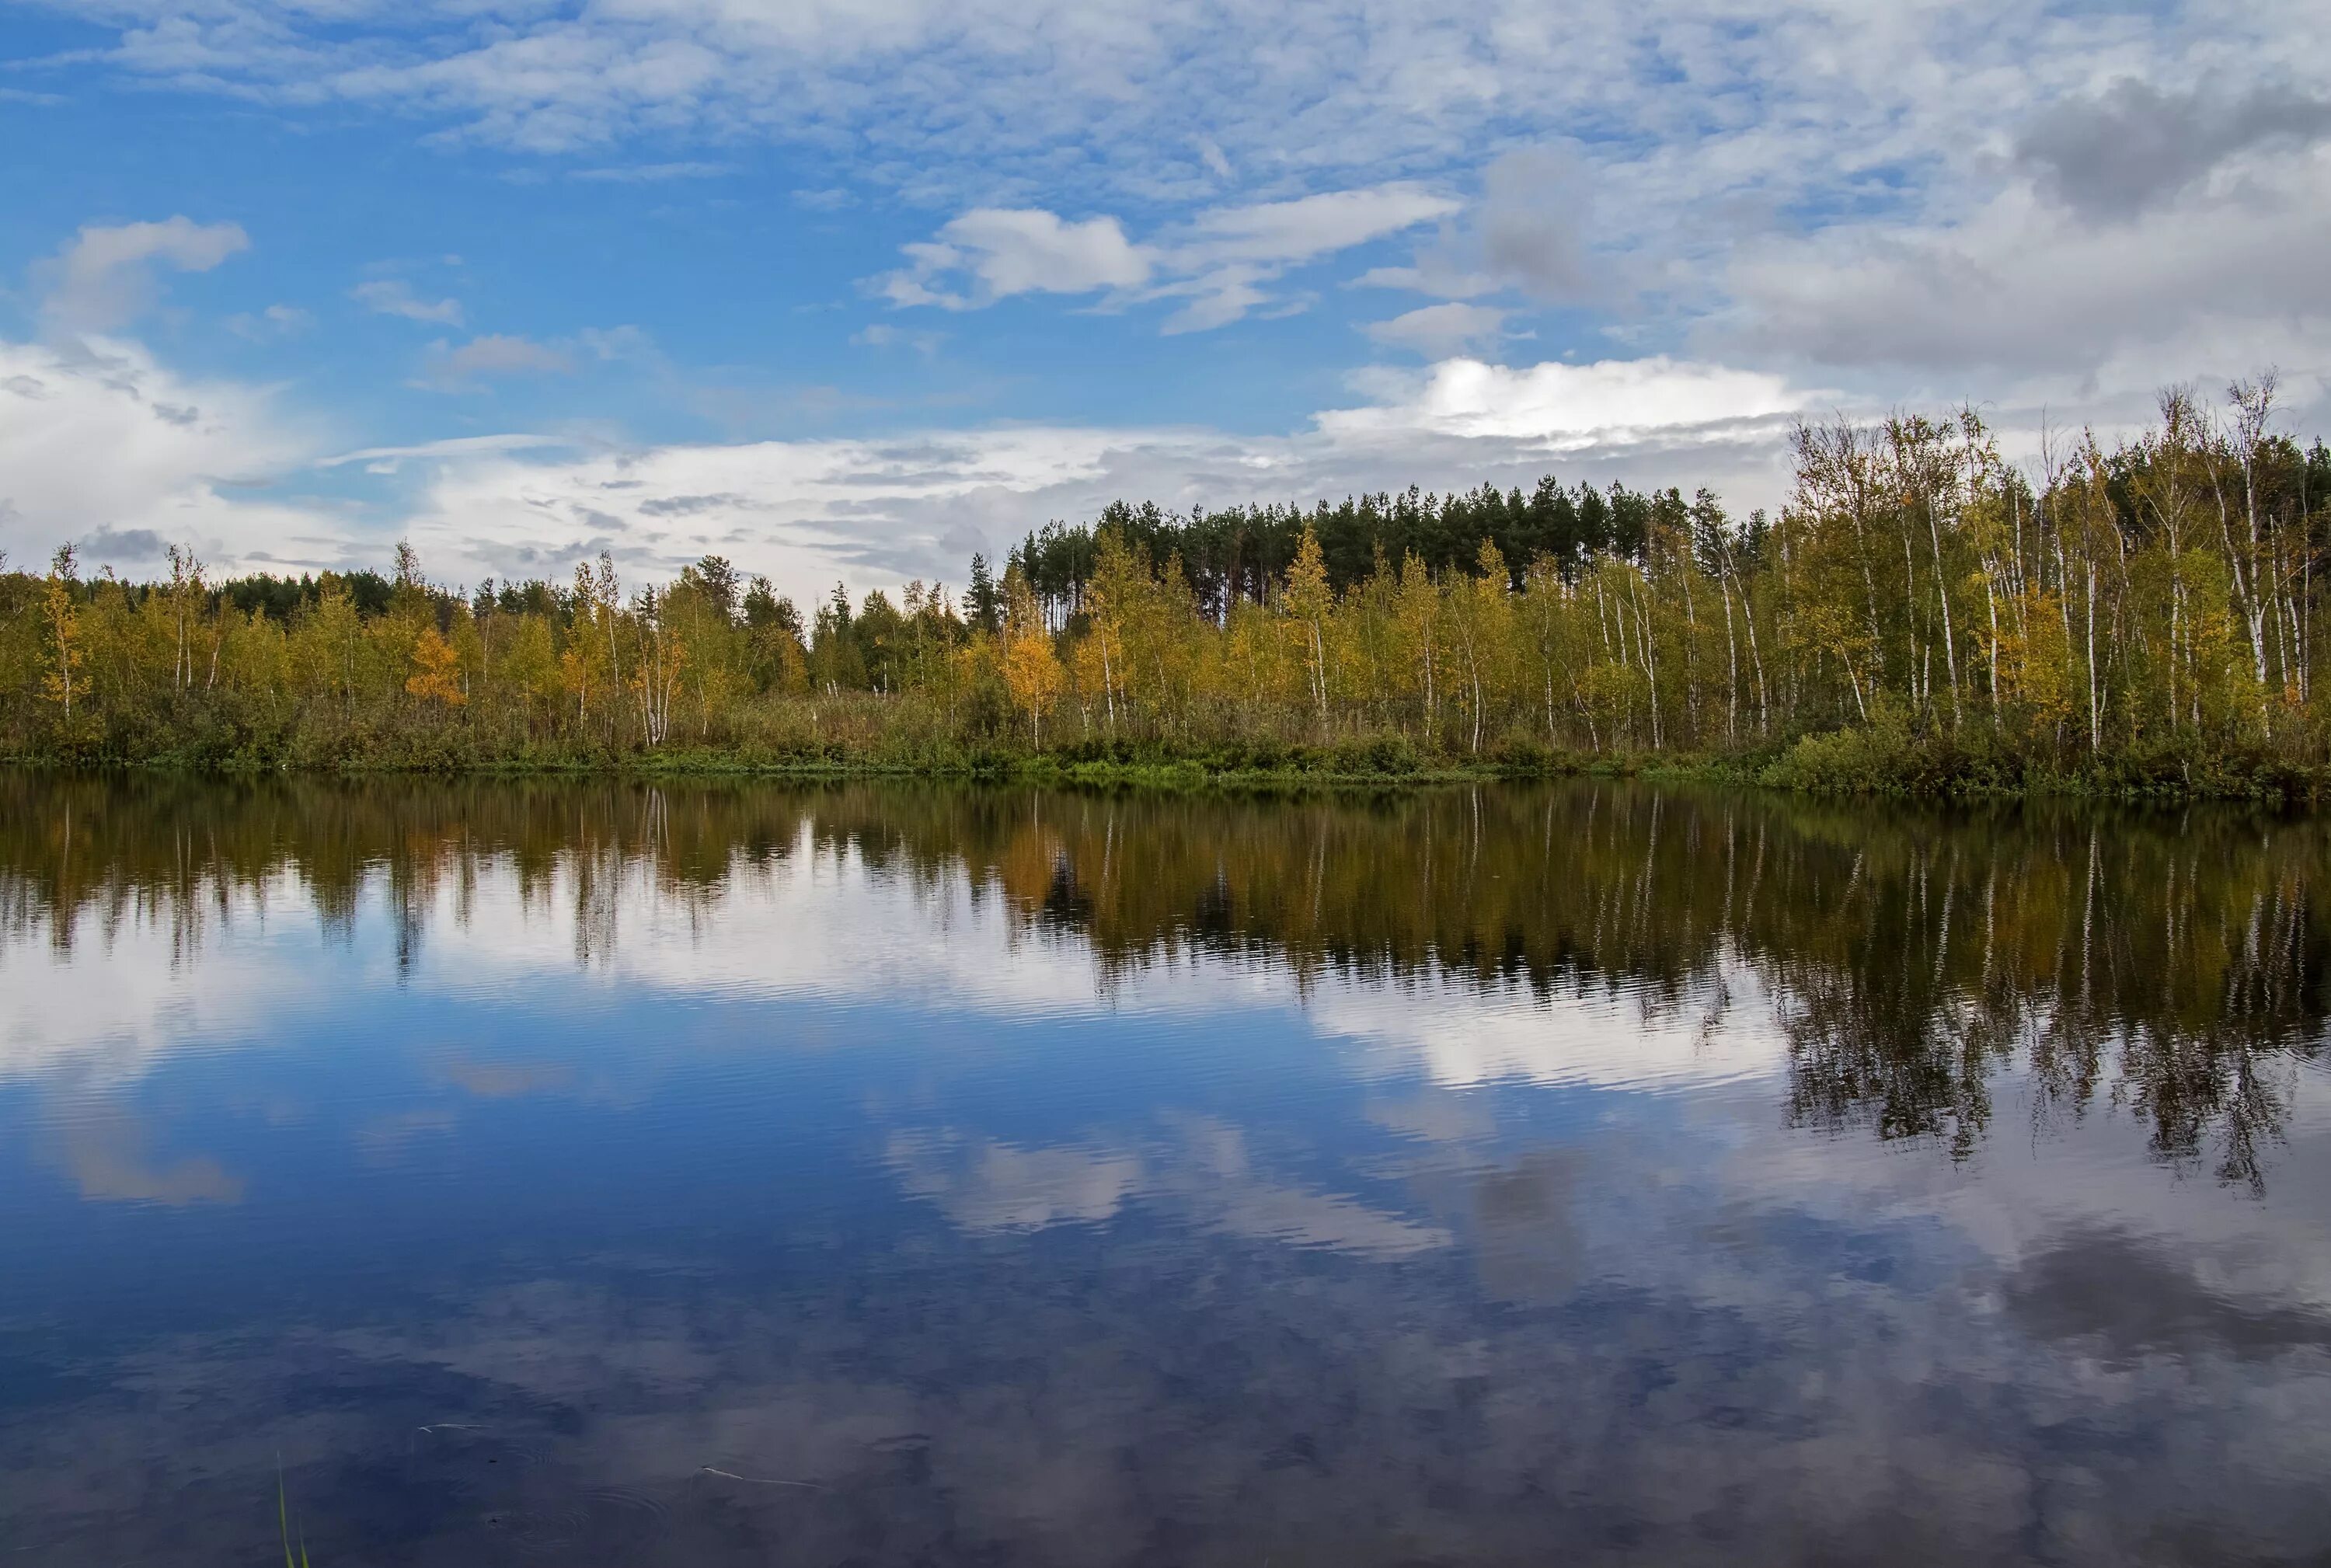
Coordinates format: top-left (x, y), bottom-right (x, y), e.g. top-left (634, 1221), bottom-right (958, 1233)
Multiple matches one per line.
top-left (4, 375), bottom-right (2328, 785)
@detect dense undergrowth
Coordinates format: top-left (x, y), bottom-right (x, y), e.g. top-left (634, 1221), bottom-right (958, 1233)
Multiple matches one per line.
top-left (5, 692), bottom-right (2322, 802)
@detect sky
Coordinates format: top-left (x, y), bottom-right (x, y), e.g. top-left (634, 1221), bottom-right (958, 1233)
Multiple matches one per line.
top-left (1, 0), bottom-right (2327, 601)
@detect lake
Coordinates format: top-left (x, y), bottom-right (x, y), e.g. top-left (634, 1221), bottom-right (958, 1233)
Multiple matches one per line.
top-left (2, 775), bottom-right (2328, 1566)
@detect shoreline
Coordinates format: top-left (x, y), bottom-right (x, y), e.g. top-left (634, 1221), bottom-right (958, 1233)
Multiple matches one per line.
top-left (5, 738), bottom-right (2320, 804)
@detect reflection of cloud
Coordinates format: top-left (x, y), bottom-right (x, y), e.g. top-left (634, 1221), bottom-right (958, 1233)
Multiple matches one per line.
top-left (1366, 1092), bottom-right (1497, 1145)
top-left (356, 1106), bottom-right (462, 1162)
top-left (1167, 1115), bottom-right (1451, 1260)
top-left (2005, 1227), bottom-right (2331, 1366)
top-left (330, 1280), bottom-right (725, 1402)
top-left (1465, 1152), bottom-right (1584, 1301)
top-left (886, 1132), bottom-right (1141, 1232)
top-left (21, 1139), bottom-right (2331, 1568)
top-left (1313, 966), bottom-right (1787, 1092)
top-left (12, 790), bottom-right (2331, 1564)
top-left (4, 1019), bottom-right (2329, 1561)
top-left (0, 864), bottom-right (340, 1085)
top-left (1191, 1167), bottom-right (1449, 1259)
top-left (57, 1113), bottom-right (243, 1205)
top-left (441, 1060), bottom-right (578, 1099)
top-left (888, 1119), bottom-right (1450, 1260)
top-left (2, 833), bottom-right (1786, 1128)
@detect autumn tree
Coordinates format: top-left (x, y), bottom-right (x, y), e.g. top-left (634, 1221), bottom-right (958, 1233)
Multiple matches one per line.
top-left (406, 626), bottom-right (468, 708)
top-left (40, 546), bottom-right (87, 721)
top-left (1000, 564), bottom-right (1063, 746)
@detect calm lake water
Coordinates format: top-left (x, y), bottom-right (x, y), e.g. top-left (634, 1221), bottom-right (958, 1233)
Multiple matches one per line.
top-left (3, 775), bottom-right (2329, 1566)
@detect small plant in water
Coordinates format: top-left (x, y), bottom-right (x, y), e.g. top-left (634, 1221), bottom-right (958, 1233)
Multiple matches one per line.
top-left (277, 1467), bottom-right (312, 1568)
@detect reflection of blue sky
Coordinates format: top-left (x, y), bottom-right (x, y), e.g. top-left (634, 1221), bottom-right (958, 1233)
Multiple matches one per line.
top-left (4, 841), bottom-right (2331, 1564)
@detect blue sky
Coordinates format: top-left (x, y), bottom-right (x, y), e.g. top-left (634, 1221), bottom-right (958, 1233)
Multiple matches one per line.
top-left (2, 0), bottom-right (2326, 597)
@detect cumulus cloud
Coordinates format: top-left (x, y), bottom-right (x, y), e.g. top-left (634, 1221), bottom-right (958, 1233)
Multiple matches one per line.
top-left (1368, 146), bottom-right (1600, 305)
top-left (77, 525), bottom-right (171, 564)
top-left (877, 209), bottom-right (1155, 309)
top-left (1476, 146), bottom-right (1598, 298)
top-left (879, 184), bottom-right (1456, 330)
top-left (22, 0), bottom-right (2328, 409)
top-left (367, 349), bottom-right (1824, 592)
top-left (351, 277), bottom-right (465, 325)
top-left (1318, 355), bottom-right (1812, 446)
top-left (2015, 78), bottom-right (2331, 221)
top-left (13, 298), bottom-right (2277, 606)
top-left (0, 300), bottom-right (1837, 593)
top-left (37, 217), bottom-right (249, 329)
top-left (1722, 152), bottom-right (2331, 389)
top-left (0, 334), bottom-right (333, 573)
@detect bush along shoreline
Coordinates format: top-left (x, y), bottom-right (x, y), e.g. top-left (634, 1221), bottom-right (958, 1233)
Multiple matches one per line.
top-left (7, 379), bottom-right (2330, 804)
top-left (7, 719), bottom-right (2324, 803)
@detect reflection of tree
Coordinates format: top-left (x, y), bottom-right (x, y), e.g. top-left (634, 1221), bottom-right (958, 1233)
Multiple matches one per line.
top-left (2, 773), bottom-right (2324, 1190)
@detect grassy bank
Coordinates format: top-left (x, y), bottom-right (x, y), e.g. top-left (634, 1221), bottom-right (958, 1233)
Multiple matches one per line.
top-left (6, 709), bottom-right (2325, 803)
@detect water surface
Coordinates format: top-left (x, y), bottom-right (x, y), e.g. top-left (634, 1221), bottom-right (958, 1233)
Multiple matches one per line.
top-left (3, 775), bottom-right (2329, 1566)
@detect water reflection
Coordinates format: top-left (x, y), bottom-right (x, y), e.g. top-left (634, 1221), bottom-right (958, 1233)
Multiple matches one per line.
top-left (6, 775), bottom-right (2322, 1190)
top-left (0, 775), bottom-right (2327, 1565)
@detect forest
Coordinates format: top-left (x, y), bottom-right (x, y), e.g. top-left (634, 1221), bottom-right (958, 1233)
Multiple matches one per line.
top-left (3, 376), bottom-right (2328, 796)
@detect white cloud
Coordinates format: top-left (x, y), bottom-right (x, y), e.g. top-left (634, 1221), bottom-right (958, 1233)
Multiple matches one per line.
top-left (374, 349), bottom-right (1831, 591)
top-left (2012, 77), bottom-right (2331, 222)
top-left (1317, 355), bottom-right (1813, 446)
top-left (37, 217), bottom-right (249, 329)
top-left (1177, 184), bottom-right (1459, 269)
top-left (315, 433), bottom-right (574, 469)
top-left (352, 278), bottom-right (465, 325)
top-left (880, 183), bottom-right (1455, 330)
top-left (24, 0), bottom-right (2330, 398)
top-left (0, 316), bottom-right (2292, 607)
top-left (1383, 144), bottom-right (1599, 305)
top-left (1154, 266), bottom-right (1274, 335)
top-left (0, 310), bottom-right (1829, 591)
top-left (877, 209), bottom-right (1155, 309)
top-left (419, 333), bottom-right (576, 389)
top-left (1721, 151), bottom-right (2331, 393)
top-left (0, 334), bottom-right (331, 573)
top-left (1366, 302), bottom-right (1507, 355)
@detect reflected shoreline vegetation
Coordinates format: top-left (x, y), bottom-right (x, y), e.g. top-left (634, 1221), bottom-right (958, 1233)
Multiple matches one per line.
top-left (6, 392), bottom-right (2331, 800)
top-left (9, 772), bottom-right (2322, 1193)
top-left (6, 772), bottom-right (2331, 1565)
